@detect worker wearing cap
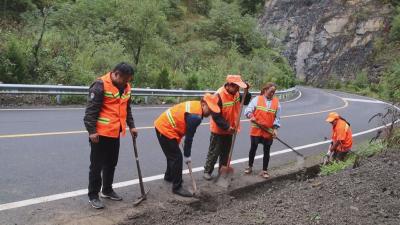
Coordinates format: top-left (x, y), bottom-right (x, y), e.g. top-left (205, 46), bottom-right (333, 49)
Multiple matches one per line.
top-left (244, 82), bottom-right (281, 179)
top-left (203, 75), bottom-right (251, 180)
top-left (326, 112), bottom-right (353, 161)
top-left (154, 94), bottom-right (220, 197)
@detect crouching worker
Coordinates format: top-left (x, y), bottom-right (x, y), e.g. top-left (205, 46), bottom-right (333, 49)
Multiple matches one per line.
top-left (244, 82), bottom-right (281, 179)
top-left (325, 112), bottom-right (353, 161)
top-left (154, 94), bottom-right (220, 197)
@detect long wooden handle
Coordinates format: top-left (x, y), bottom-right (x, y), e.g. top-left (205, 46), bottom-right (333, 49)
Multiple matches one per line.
top-left (252, 120), bottom-right (304, 157)
top-left (187, 162), bottom-right (197, 192)
top-left (132, 136), bottom-right (146, 196)
top-left (226, 88), bottom-right (248, 167)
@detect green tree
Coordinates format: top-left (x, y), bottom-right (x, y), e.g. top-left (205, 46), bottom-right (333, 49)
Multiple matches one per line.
top-left (117, 0), bottom-right (167, 65)
top-left (237, 0), bottom-right (264, 15)
top-left (200, 0), bottom-right (264, 55)
top-left (156, 68), bottom-right (171, 89)
top-left (185, 74), bottom-right (199, 90)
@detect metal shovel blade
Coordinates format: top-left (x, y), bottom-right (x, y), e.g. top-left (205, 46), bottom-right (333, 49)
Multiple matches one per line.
top-left (215, 166), bottom-right (234, 188)
top-left (133, 188), bottom-right (150, 206)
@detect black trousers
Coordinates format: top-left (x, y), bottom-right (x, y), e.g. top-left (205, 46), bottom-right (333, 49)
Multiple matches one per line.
top-left (88, 136), bottom-right (120, 200)
top-left (248, 136), bottom-right (273, 171)
top-left (155, 128), bottom-right (183, 191)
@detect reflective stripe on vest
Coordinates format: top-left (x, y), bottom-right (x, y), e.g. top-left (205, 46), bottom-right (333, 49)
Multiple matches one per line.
top-left (166, 101), bottom-right (191, 128)
top-left (166, 109), bottom-right (176, 128)
top-left (95, 73), bottom-right (131, 138)
top-left (222, 97), bottom-right (240, 108)
top-left (249, 96), bottom-right (279, 139)
top-left (154, 101), bottom-right (202, 142)
top-left (97, 117), bottom-right (110, 125)
top-left (210, 87), bottom-right (241, 135)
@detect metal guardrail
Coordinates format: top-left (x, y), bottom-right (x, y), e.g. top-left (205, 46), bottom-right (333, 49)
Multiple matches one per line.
top-left (0, 83), bottom-right (299, 101)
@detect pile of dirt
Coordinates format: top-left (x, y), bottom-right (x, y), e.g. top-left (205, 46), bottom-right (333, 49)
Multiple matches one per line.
top-left (119, 149), bottom-right (400, 225)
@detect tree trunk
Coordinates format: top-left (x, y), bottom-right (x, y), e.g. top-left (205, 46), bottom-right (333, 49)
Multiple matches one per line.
top-left (32, 7), bottom-right (48, 79)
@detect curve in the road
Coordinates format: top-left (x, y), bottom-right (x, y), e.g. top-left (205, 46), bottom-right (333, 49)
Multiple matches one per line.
top-left (0, 88), bottom-right (395, 212)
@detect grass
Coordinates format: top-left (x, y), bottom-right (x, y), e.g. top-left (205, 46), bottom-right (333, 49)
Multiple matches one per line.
top-left (319, 140), bottom-right (385, 176)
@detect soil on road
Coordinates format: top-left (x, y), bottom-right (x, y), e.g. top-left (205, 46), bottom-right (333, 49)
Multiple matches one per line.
top-left (120, 149), bottom-right (400, 225)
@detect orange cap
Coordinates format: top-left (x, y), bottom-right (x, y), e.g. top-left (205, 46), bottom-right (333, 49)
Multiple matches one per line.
top-left (203, 93), bottom-right (220, 113)
top-left (326, 112), bottom-right (340, 122)
top-left (226, 75), bottom-right (247, 88)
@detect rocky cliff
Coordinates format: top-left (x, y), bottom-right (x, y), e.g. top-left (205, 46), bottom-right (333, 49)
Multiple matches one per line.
top-left (259, 0), bottom-right (392, 85)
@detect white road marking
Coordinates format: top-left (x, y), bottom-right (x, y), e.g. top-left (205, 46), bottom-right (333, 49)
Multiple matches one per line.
top-left (0, 122), bottom-right (392, 212)
top-left (0, 92), bottom-right (341, 139)
top-left (342, 98), bottom-right (384, 104)
top-left (0, 90), bottom-right (396, 211)
top-left (281, 90), bottom-right (302, 103)
top-left (0, 106), bottom-right (170, 111)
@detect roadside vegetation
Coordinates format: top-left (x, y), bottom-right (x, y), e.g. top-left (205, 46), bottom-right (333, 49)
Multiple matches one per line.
top-left (320, 140), bottom-right (386, 176)
top-left (321, 109), bottom-right (400, 176)
top-left (0, 0), bottom-right (294, 91)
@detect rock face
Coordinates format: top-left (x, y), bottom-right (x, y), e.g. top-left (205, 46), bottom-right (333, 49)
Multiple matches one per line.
top-left (259, 0), bottom-right (392, 85)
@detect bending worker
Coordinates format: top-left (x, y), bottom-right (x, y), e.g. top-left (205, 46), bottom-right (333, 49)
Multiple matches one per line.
top-left (203, 75), bottom-right (251, 180)
top-left (84, 62), bottom-right (138, 209)
top-left (154, 93), bottom-right (220, 197)
top-left (325, 112), bottom-right (353, 161)
top-left (244, 82), bottom-right (281, 179)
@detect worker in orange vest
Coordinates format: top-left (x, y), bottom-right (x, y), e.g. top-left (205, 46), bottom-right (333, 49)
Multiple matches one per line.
top-left (84, 62), bottom-right (138, 209)
top-left (154, 93), bottom-right (220, 197)
top-left (203, 75), bottom-right (251, 180)
top-left (244, 82), bottom-right (281, 179)
top-left (325, 112), bottom-right (353, 161)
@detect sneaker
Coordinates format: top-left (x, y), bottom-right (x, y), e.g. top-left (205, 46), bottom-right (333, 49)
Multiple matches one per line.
top-left (203, 173), bottom-right (213, 181)
top-left (100, 191), bottom-right (123, 201)
top-left (173, 187), bottom-right (193, 197)
top-left (244, 167), bottom-right (252, 174)
top-left (89, 198), bottom-right (104, 209)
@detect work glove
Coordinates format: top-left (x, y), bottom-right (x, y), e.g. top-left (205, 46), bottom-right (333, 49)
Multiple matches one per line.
top-left (184, 156), bottom-right (191, 164)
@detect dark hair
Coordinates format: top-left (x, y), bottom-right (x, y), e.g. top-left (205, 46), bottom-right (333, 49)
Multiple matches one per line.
top-left (261, 82), bottom-right (277, 95)
top-left (113, 62), bottom-right (135, 76)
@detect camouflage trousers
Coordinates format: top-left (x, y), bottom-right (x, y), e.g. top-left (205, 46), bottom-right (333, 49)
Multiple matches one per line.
top-left (203, 133), bottom-right (233, 175)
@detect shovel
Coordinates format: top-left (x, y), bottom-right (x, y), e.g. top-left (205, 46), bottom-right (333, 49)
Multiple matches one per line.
top-left (186, 161), bottom-right (198, 195)
top-left (216, 88), bottom-right (248, 187)
top-left (252, 120), bottom-right (304, 158)
top-left (131, 136), bottom-right (150, 206)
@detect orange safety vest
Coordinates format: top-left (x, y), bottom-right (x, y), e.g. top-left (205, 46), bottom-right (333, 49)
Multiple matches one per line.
top-left (250, 96), bottom-right (279, 140)
top-left (96, 73), bottom-right (131, 138)
top-left (332, 119), bottom-right (353, 152)
top-left (154, 101), bottom-right (203, 143)
top-left (210, 87), bottom-right (241, 135)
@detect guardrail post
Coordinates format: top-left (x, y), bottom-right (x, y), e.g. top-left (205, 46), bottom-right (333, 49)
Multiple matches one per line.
top-left (144, 87), bottom-right (150, 104)
top-left (56, 84), bottom-right (63, 104)
top-left (177, 88), bottom-right (182, 103)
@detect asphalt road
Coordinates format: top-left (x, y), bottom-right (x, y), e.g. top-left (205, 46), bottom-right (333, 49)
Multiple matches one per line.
top-left (0, 87), bottom-right (390, 210)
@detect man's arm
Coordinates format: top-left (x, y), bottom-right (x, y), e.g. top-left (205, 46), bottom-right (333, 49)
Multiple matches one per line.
top-left (84, 80), bottom-right (104, 134)
top-left (273, 102), bottom-right (281, 129)
top-left (183, 113), bottom-right (202, 159)
top-left (126, 97), bottom-right (136, 129)
top-left (240, 91), bottom-right (252, 105)
top-left (244, 96), bottom-right (257, 118)
top-left (210, 95), bottom-right (230, 130)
